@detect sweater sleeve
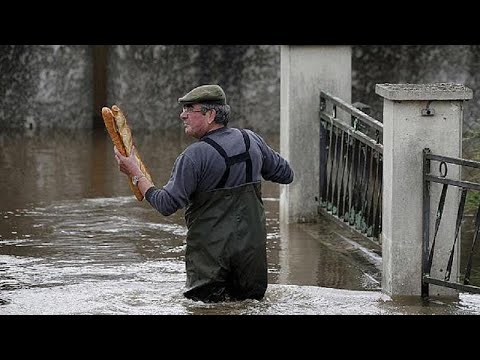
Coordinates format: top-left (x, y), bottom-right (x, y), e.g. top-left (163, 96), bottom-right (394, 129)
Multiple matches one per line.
top-left (145, 153), bottom-right (198, 216)
top-left (248, 130), bottom-right (294, 184)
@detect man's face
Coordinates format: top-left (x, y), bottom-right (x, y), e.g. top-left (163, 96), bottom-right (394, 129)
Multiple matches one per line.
top-left (179, 104), bottom-right (211, 138)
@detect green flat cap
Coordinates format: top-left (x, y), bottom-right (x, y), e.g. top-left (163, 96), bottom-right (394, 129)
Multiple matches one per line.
top-left (178, 84), bottom-right (227, 105)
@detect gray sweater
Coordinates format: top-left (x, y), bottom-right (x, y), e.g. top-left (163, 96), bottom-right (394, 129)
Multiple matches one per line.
top-left (145, 127), bottom-right (294, 216)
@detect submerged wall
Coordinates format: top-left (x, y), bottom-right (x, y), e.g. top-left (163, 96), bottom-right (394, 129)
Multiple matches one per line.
top-left (106, 45), bottom-right (280, 134)
top-left (0, 45), bottom-right (93, 129)
top-left (352, 45), bottom-right (480, 133)
top-left (1, 45), bottom-right (479, 135)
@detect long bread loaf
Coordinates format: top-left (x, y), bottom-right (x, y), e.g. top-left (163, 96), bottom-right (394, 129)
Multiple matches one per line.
top-left (101, 105), bottom-right (153, 201)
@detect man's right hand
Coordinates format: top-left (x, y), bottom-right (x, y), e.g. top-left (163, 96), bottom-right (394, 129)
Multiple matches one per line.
top-left (114, 145), bottom-right (141, 178)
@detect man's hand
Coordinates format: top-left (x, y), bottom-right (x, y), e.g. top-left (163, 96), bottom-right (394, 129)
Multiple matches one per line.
top-left (114, 145), bottom-right (141, 177)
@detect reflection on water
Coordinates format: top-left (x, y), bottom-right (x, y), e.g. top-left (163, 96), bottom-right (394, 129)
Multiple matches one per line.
top-left (1, 128), bottom-right (480, 314)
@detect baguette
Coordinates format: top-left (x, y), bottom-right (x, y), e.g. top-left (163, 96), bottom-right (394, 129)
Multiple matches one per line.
top-left (101, 105), bottom-right (154, 201)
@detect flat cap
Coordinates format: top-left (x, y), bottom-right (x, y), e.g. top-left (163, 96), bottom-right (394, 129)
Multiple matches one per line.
top-left (178, 84), bottom-right (227, 105)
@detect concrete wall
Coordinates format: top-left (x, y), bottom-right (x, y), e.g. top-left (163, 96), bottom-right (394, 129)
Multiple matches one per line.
top-left (0, 45), bottom-right (280, 134)
top-left (0, 45), bottom-right (93, 129)
top-left (2, 44), bottom-right (480, 136)
top-left (352, 45), bottom-right (480, 134)
top-left (106, 45), bottom-right (280, 134)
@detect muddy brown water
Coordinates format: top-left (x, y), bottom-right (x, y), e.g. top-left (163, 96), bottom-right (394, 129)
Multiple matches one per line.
top-left (1, 128), bottom-right (480, 315)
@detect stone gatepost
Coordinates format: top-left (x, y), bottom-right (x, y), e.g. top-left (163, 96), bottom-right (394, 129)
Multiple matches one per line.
top-left (279, 45), bottom-right (352, 224)
top-left (376, 83), bottom-right (473, 298)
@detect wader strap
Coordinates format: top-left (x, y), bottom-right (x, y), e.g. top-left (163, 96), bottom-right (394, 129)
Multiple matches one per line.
top-left (202, 129), bottom-right (253, 189)
top-left (240, 129), bottom-right (253, 184)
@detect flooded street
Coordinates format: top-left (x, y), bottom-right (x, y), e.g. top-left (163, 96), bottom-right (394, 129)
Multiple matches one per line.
top-left (1, 128), bottom-right (480, 314)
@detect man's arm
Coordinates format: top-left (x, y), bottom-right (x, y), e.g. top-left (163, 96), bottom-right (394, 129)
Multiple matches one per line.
top-left (248, 131), bottom-right (294, 184)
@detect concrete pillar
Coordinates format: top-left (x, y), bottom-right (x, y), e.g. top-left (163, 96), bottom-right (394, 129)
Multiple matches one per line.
top-left (376, 83), bottom-right (473, 297)
top-left (280, 45), bottom-right (351, 224)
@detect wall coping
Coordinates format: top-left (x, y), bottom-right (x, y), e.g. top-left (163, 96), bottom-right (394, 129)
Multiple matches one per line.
top-left (375, 83), bottom-right (473, 101)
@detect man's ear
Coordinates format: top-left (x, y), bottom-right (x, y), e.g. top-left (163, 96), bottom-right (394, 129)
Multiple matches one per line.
top-left (207, 109), bottom-right (217, 124)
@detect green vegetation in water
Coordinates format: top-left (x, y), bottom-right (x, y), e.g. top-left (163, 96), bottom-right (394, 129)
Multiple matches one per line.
top-left (466, 191), bottom-right (480, 214)
top-left (462, 133), bottom-right (480, 214)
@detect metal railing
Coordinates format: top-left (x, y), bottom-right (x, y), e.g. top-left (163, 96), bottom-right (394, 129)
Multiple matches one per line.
top-left (422, 148), bottom-right (480, 296)
top-left (318, 91), bottom-right (383, 244)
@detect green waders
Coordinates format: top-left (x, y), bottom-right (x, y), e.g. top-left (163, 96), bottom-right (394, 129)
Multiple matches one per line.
top-left (183, 129), bottom-right (267, 302)
top-left (184, 182), bottom-right (267, 302)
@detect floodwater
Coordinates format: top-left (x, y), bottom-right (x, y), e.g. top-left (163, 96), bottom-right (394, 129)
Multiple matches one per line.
top-left (1, 127), bottom-right (480, 315)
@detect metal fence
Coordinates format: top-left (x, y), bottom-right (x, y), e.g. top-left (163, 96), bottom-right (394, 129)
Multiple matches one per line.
top-left (318, 91), bottom-right (383, 244)
top-left (422, 149), bottom-right (480, 296)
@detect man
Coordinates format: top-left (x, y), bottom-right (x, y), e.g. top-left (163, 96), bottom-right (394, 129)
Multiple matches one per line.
top-left (114, 84), bottom-right (294, 302)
